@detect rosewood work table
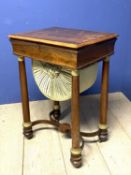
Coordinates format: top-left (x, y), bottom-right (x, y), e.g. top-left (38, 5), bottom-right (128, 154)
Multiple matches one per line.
top-left (9, 27), bottom-right (117, 168)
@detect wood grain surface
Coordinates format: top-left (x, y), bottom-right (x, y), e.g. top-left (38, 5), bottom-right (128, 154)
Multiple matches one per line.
top-left (9, 27), bottom-right (118, 49)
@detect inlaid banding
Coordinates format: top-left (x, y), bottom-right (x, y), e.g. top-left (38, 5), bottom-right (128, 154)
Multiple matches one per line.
top-left (71, 148), bottom-right (82, 155)
top-left (99, 123), bottom-right (108, 129)
top-left (23, 122), bottom-right (32, 128)
top-left (71, 70), bottom-right (79, 76)
top-left (18, 57), bottom-right (24, 62)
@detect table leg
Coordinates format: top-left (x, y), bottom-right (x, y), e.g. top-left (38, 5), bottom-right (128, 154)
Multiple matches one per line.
top-left (18, 57), bottom-right (33, 139)
top-left (99, 56), bottom-right (110, 142)
top-left (70, 70), bottom-right (82, 168)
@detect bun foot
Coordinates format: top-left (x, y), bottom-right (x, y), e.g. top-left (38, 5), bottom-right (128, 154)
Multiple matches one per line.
top-left (53, 109), bottom-right (61, 121)
top-left (23, 127), bottom-right (33, 139)
top-left (99, 129), bottom-right (108, 142)
top-left (49, 109), bottom-right (61, 121)
top-left (70, 154), bottom-right (82, 168)
top-left (70, 149), bottom-right (82, 168)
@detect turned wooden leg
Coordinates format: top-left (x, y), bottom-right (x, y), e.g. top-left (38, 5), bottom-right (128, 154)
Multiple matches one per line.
top-left (70, 70), bottom-right (82, 168)
top-left (18, 57), bottom-right (33, 139)
top-left (99, 57), bottom-right (110, 142)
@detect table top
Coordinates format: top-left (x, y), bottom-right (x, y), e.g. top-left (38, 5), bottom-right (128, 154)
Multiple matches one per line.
top-left (9, 27), bottom-right (118, 49)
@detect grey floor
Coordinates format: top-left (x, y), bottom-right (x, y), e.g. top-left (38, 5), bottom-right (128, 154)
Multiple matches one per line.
top-left (0, 92), bottom-right (131, 175)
